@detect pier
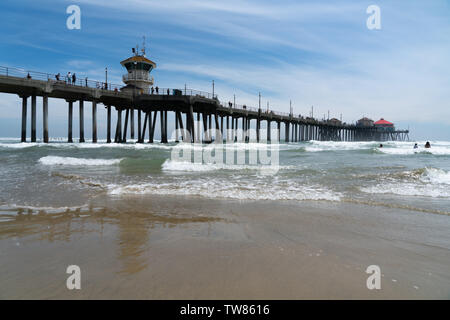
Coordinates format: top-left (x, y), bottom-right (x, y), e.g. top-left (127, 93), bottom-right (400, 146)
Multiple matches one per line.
top-left (0, 66), bottom-right (409, 143)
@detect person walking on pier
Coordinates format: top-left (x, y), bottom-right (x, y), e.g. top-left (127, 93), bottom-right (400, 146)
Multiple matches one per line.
top-left (151, 87), bottom-right (154, 94)
top-left (155, 86), bottom-right (159, 94)
top-left (67, 72), bottom-right (71, 84)
top-left (72, 73), bottom-right (76, 85)
top-left (55, 73), bottom-right (60, 81)
top-left (167, 88), bottom-right (170, 95)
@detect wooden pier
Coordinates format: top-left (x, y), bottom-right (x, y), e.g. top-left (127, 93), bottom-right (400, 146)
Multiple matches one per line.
top-left (0, 66), bottom-right (409, 143)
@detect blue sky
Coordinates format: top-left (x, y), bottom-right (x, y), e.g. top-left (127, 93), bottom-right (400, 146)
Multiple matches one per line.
top-left (0, 0), bottom-right (449, 140)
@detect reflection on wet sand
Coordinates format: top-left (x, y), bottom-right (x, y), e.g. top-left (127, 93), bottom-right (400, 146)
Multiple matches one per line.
top-left (0, 202), bottom-right (223, 276)
top-left (1, 196), bottom-right (449, 299)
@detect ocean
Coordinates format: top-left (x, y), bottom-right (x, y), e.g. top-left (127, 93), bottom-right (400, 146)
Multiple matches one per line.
top-left (0, 138), bottom-right (449, 217)
top-left (1, 137), bottom-right (450, 299)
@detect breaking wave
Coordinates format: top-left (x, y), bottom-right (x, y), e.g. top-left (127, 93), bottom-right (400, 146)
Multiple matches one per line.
top-left (39, 156), bottom-right (122, 166)
top-left (360, 183), bottom-right (450, 198)
top-left (161, 159), bottom-right (291, 172)
top-left (107, 179), bottom-right (341, 202)
top-left (360, 167), bottom-right (450, 198)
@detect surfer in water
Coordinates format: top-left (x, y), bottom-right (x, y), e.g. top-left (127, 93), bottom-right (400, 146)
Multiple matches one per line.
top-left (414, 143), bottom-right (418, 149)
top-left (379, 144), bottom-right (383, 148)
top-left (425, 141), bottom-right (431, 149)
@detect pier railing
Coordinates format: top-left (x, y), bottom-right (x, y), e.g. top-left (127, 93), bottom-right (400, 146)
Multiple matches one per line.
top-left (0, 65), bottom-right (325, 122)
top-left (0, 65), bottom-right (217, 99)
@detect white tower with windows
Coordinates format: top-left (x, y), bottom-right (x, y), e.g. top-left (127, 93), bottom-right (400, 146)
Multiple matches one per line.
top-left (120, 39), bottom-right (156, 94)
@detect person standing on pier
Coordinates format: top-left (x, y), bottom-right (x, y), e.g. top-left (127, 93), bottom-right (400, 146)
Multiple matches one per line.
top-left (155, 86), bottom-right (159, 94)
top-left (55, 73), bottom-right (60, 81)
top-left (72, 73), bottom-right (76, 85)
top-left (151, 87), bottom-right (154, 94)
top-left (67, 72), bottom-right (71, 84)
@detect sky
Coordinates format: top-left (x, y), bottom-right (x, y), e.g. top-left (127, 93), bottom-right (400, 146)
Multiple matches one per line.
top-left (0, 0), bottom-right (449, 140)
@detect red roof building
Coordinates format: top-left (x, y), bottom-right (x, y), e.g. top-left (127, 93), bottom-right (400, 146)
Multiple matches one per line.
top-left (374, 118), bottom-right (394, 127)
top-left (374, 118), bottom-right (394, 132)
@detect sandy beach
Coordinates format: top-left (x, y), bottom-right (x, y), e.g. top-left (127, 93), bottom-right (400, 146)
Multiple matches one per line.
top-left (1, 195), bottom-right (449, 299)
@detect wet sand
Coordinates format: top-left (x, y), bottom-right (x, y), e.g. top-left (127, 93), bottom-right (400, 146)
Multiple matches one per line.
top-left (0, 196), bottom-right (449, 299)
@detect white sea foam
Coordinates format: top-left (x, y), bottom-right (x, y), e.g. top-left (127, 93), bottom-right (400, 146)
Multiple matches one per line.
top-left (360, 168), bottom-right (450, 198)
top-left (375, 141), bottom-right (450, 155)
top-left (302, 140), bottom-right (450, 155)
top-left (161, 159), bottom-right (291, 172)
top-left (0, 142), bottom-right (38, 149)
top-left (38, 156), bottom-right (122, 166)
top-left (378, 147), bottom-right (450, 155)
top-left (107, 179), bottom-right (341, 201)
top-left (420, 168), bottom-right (450, 185)
top-left (360, 183), bottom-right (450, 198)
top-left (304, 141), bottom-right (378, 152)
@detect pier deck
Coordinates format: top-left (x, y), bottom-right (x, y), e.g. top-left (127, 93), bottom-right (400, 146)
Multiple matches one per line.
top-left (0, 66), bottom-right (409, 143)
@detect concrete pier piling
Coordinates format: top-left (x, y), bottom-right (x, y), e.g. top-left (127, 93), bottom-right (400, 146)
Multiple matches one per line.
top-left (67, 100), bottom-right (73, 143)
top-left (123, 109), bottom-right (129, 143)
top-left (285, 122), bottom-right (289, 143)
top-left (115, 109), bottom-right (122, 143)
top-left (277, 121), bottom-right (281, 142)
top-left (130, 108), bottom-right (135, 140)
top-left (79, 100), bottom-right (85, 143)
top-left (226, 116), bottom-right (230, 141)
top-left (196, 113), bottom-right (201, 143)
top-left (220, 115), bottom-right (224, 140)
top-left (141, 112), bottom-right (148, 142)
top-left (107, 105), bottom-right (111, 143)
top-left (137, 109), bottom-right (142, 143)
top-left (189, 105), bottom-right (195, 143)
top-left (43, 95), bottom-right (48, 143)
top-left (31, 95), bottom-right (36, 142)
top-left (150, 111), bottom-right (157, 143)
top-left (214, 113), bottom-right (220, 142)
top-left (175, 111), bottom-right (179, 143)
top-left (21, 96), bottom-right (27, 142)
top-left (92, 101), bottom-right (97, 143)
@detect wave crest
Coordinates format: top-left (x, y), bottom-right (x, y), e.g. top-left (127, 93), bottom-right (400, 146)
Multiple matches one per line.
top-left (39, 156), bottom-right (122, 166)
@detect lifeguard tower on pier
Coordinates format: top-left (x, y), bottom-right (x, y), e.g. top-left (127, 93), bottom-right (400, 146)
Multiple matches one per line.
top-left (120, 38), bottom-right (156, 94)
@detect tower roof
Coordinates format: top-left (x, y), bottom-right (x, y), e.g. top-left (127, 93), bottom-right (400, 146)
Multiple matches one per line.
top-left (374, 118), bottom-right (393, 125)
top-left (120, 55), bottom-right (156, 68)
